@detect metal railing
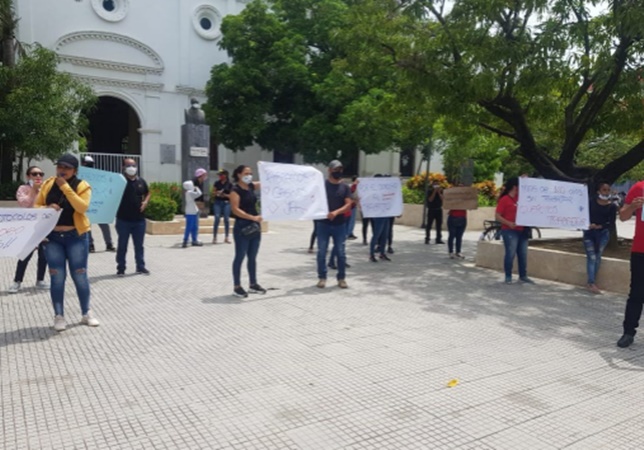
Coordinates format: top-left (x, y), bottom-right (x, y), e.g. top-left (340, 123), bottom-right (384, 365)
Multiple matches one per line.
top-left (83, 153), bottom-right (142, 174)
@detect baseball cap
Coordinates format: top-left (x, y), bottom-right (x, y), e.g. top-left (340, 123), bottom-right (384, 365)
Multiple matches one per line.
top-left (328, 160), bottom-right (343, 170)
top-left (55, 154), bottom-right (79, 169)
top-left (195, 168), bottom-right (207, 178)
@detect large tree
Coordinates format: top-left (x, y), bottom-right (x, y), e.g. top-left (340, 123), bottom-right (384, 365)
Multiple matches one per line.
top-left (205, 0), bottom-right (434, 163)
top-left (342, 0), bottom-right (644, 185)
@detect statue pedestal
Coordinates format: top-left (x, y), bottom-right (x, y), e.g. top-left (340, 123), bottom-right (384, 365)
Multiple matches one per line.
top-left (181, 124), bottom-right (211, 216)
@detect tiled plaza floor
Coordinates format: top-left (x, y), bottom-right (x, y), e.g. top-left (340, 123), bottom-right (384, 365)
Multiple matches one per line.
top-left (2, 220), bottom-right (643, 449)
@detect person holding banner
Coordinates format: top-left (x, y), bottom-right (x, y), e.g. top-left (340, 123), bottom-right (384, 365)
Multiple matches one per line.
top-left (584, 182), bottom-right (616, 294)
top-left (616, 181), bottom-right (644, 348)
top-left (495, 177), bottom-right (533, 284)
top-left (7, 166), bottom-right (49, 294)
top-left (316, 160), bottom-right (352, 289)
top-left (35, 154), bottom-right (99, 331)
top-left (81, 156), bottom-right (116, 253)
top-left (230, 165), bottom-right (266, 298)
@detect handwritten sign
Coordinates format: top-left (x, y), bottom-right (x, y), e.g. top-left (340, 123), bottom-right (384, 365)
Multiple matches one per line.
top-left (258, 162), bottom-right (328, 221)
top-left (517, 177), bottom-right (589, 229)
top-left (78, 167), bottom-right (126, 224)
top-left (443, 187), bottom-right (479, 210)
top-left (357, 177), bottom-right (403, 218)
top-left (0, 208), bottom-right (61, 260)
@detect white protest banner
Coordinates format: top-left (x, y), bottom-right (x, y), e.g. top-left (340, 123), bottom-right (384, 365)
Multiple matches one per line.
top-left (78, 167), bottom-right (127, 224)
top-left (258, 162), bottom-right (328, 221)
top-left (443, 187), bottom-right (479, 210)
top-left (0, 208), bottom-right (62, 260)
top-left (357, 177), bottom-right (403, 218)
top-left (517, 177), bottom-right (589, 230)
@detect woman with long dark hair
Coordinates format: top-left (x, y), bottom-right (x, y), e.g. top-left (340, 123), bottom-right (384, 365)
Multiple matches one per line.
top-left (229, 165), bottom-right (266, 298)
top-left (495, 177), bottom-right (532, 284)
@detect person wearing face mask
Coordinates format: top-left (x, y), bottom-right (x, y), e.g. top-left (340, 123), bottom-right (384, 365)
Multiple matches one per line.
top-left (7, 166), bottom-right (49, 294)
top-left (315, 160), bottom-right (352, 289)
top-left (35, 154), bottom-right (98, 331)
top-left (212, 169), bottom-right (233, 244)
top-left (115, 158), bottom-right (151, 276)
top-left (584, 182), bottom-right (617, 294)
top-left (425, 182), bottom-right (445, 244)
top-left (230, 165), bottom-right (266, 298)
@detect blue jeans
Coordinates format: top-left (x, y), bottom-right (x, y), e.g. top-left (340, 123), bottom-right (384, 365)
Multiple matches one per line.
top-left (447, 216), bottom-right (467, 254)
top-left (329, 220), bottom-right (351, 266)
top-left (183, 214), bottom-right (198, 242)
top-left (501, 229), bottom-right (528, 279)
top-left (213, 202), bottom-right (231, 238)
top-left (316, 221), bottom-right (346, 280)
top-left (370, 218), bottom-right (388, 257)
top-left (583, 229), bottom-right (610, 284)
top-left (232, 221), bottom-right (261, 286)
top-left (116, 219), bottom-right (147, 272)
top-left (43, 230), bottom-right (90, 316)
top-left (347, 208), bottom-right (357, 237)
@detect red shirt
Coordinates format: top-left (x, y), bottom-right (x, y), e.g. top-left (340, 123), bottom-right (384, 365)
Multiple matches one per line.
top-left (496, 194), bottom-right (524, 231)
top-left (449, 210), bottom-right (467, 218)
top-left (625, 181), bottom-right (644, 253)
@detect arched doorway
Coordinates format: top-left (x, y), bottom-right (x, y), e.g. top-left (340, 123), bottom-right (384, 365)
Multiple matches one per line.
top-left (86, 96), bottom-right (142, 170)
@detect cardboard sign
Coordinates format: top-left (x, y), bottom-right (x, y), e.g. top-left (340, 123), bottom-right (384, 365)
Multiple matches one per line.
top-left (517, 177), bottom-right (589, 229)
top-left (443, 187), bottom-right (479, 210)
top-left (258, 162), bottom-right (329, 221)
top-left (0, 208), bottom-right (61, 260)
top-left (78, 167), bottom-right (127, 224)
top-left (357, 177), bottom-right (403, 218)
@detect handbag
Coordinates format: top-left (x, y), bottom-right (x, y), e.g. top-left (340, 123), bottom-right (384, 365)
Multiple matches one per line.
top-left (240, 221), bottom-right (261, 238)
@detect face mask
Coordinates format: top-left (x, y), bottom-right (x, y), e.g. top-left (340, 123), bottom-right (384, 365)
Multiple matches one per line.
top-left (331, 172), bottom-right (343, 180)
top-left (125, 166), bottom-right (138, 176)
top-left (241, 175), bottom-right (253, 184)
top-left (598, 194), bottom-right (611, 200)
top-left (28, 180), bottom-right (34, 187)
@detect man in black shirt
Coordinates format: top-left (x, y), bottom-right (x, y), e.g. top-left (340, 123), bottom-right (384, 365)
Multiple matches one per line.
top-left (425, 183), bottom-right (444, 244)
top-left (315, 160), bottom-right (352, 289)
top-left (115, 158), bottom-right (151, 276)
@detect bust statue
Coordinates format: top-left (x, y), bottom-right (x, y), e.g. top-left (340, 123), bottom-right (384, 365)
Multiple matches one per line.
top-left (184, 98), bottom-right (206, 125)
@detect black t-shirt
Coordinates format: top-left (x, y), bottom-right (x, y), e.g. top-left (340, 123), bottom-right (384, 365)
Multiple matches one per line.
top-left (214, 179), bottom-right (233, 203)
top-left (192, 177), bottom-right (205, 202)
top-left (317, 180), bottom-right (350, 225)
top-left (428, 188), bottom-right (443, 209)
top-left (46, 177), bottom-right (82, 226)
top-left (233, 183), bottom-right (258, 217)
top-left (589, 200), bottom-right (616, 229)
top-left (117, 177), bottom-right (149, 221)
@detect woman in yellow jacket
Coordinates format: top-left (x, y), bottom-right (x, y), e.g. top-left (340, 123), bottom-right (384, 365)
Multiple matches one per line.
top-left (35, 154), bottom-right (99, 332)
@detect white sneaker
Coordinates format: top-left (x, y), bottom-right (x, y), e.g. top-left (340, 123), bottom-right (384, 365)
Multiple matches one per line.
top-left (35, 280), bottom-right (49, 289)
top-left (8, 281), bottom-right (21, 294)
top-left (53, 315), bottom-right (67, 332)
top-left (80, 310), bottom-right (100, 327)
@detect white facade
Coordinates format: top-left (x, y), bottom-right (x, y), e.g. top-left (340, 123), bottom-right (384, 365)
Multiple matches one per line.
top-left (16, 0), bottom-right (427, 181)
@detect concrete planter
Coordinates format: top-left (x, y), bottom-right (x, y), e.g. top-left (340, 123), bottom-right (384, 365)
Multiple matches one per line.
top-left (146, 215), bottom-right (268, 235)
top-left (393, 204), bottom-right (496, 231)
top-left (475, 239), bottom-right (629, 294)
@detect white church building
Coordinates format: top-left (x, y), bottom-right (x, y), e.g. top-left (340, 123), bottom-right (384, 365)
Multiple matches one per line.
top-left (15, 0), bottom-right (442, 181)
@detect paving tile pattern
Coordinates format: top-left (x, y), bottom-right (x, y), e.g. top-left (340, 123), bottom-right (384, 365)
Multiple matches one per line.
top-left (1, 221), bottom-right (643, 449)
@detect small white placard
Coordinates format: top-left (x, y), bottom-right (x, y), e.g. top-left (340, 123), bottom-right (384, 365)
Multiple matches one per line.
top-left (189, 146), bottom-right (208, 157)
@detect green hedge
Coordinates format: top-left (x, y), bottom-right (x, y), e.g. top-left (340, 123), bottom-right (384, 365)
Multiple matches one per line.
top-left (0, 181), bottom-right (24, 200)
top-left (149, 182), bottom-right (182, 215)
top-left (145, 196), bottom-right (178, 222)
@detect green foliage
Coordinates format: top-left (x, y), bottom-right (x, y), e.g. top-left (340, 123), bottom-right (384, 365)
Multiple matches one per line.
top-left (0, 181), bottom-right (22, 200)
top-left (149, 182), bottom-right (183, 215)
top-left (0, 45), bottom-right (96, 178)
top-left (402, 185), bottom-right (425, 205)
top-left (144, 196), bottom-right (178, 222)
top-left (477, 193), bottom-right (497, 207)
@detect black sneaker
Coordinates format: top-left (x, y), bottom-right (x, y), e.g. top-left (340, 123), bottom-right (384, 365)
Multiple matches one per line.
top-left (106, 245), bottom-right (116, 252)
top-left (328, 263), bottom-right (337, 270)
top-left (182, 241), bottom-right (188, 248)
top-left (424, 238), bottom-right (429, 245)
top-left (387, 247), bottom-right (394, 254)
top-left (249, 284), bottom-right (267, 294)
top-left (369, 255), bottom-right (378, 262)
top-left (617, 334), bottom-right (635, 348)
top-left (233, 287), bottom-right (248, 298)
top-left (89, 244), bottom-right (95, 253)
top-left (117, 269), bottom-right (125, 277)
top-left (436, 240), bottom-right (445, 244)
top-left (345, 263), bottom-right (351, 269)
top-left (348, 235), bottom-right (358, 240)
top-left (191, 241), bottom-right (203, 247)
top-left (379, 254), bottom-right (392, 261)
top-left (363, 240), bottom-right (368, 245)
top-left (137, 268), bottom-right (150, 275)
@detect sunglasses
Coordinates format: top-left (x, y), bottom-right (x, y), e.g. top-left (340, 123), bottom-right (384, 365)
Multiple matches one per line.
top-left (29, 172), bottom-right (44, 177)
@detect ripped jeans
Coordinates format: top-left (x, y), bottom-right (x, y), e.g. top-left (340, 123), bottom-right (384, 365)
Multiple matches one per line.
top-left (583, 229), bottom-right (610, 285)
top-left (43, 230), bottom-right (91, 316)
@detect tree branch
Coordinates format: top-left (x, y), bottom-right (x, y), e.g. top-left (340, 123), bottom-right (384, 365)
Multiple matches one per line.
top-left (477, 122), bottom-right (519, 141)
top-left (595, 139), bottom-right (644, 184)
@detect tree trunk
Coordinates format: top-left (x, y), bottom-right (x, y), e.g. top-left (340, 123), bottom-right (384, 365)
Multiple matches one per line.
top-left (0, 142), bottom-right (14, 183)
